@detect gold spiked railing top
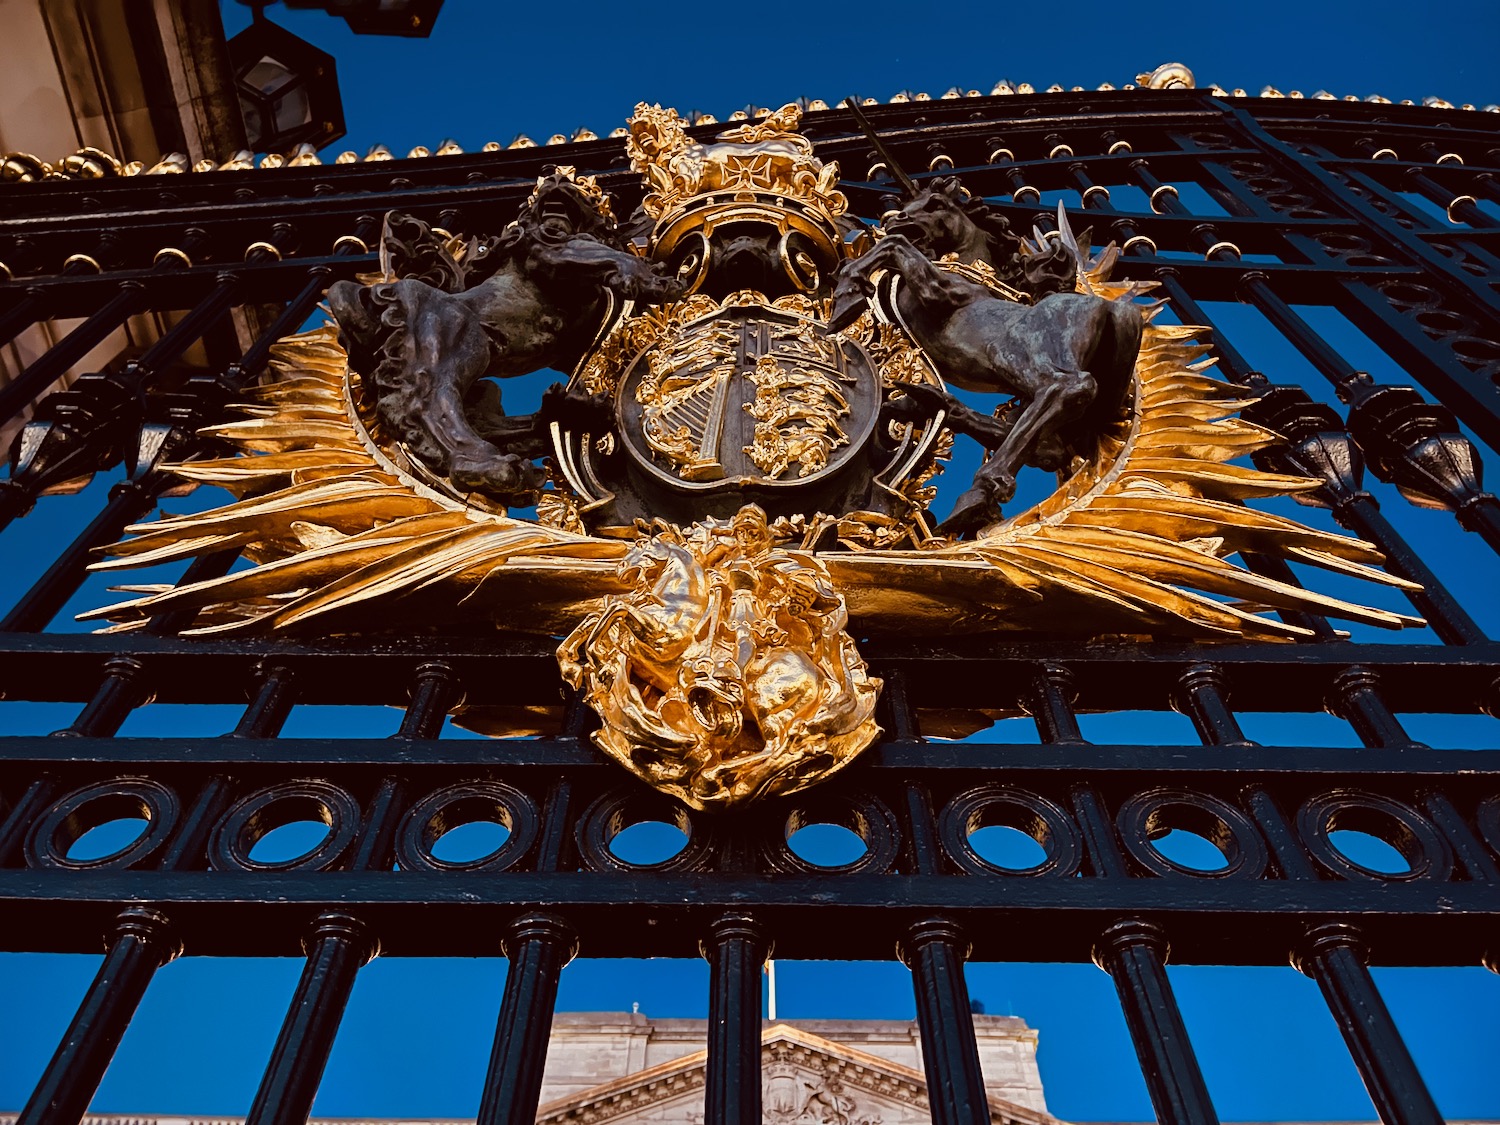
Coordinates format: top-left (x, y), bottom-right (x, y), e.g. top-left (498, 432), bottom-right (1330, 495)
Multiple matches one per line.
top-left (2, 61), bottom-right (1494, 185)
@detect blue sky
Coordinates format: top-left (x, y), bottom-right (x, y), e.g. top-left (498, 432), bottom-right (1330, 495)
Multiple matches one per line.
top-left (2, 0), bottom-right (1499, 1119)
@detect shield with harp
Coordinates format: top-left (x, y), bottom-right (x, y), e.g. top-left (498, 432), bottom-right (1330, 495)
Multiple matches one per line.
top-left (615, 302), bottom-right (883, 507)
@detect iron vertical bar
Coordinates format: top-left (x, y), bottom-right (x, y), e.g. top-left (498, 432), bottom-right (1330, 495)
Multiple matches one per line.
top-left (1214, 98), bottom-right (1500, 450)
top-left (702, 913), bottom-right (770, 1125)
top-left (534, 778), bottom-right (575, 872)
top-left (234, 266), bottom-right (332, 379)
top-left (53, 656), bottom-right (150, 737)
top-left (156, 775), bottom-right (235, 872)
top-left (904, 780), bottom-right (945, 878)
top-left (244, 914), bottom-right (375, 1125)
top-left (1422, 792), bottom-right (1500, 882)
top-left (1294, 925), bottom-right (1444, 1125)
top-left (1341, 497), bottom-right (1485, 644)
top-left (126, 275), bottom-right (244, 377)
top-left (1328, 667), bottom-right (1419, 748)
top-left (1173, 663), bottom-right (1253, 746)
top-left (0, 478), bottom-right (173, 630)
top-left (395, 660), bottom-right (458, 739)
top-left (0, 285), bottom-right (145, 425)
top-left (17, 909), bottom-right (181, 1125)
top-left (1239, 277), bottom-right (1354, 389)
top-left (1171, 663), bottom-right (1323, 879)
top-left (898, 919), bottom-right (992, 1125)
top-left (1145, 266), bottom-right (1259, 379)
top-left (352, 662), bottom-right (462, 867)
top-left (882, 665), bottom-right (919, 741)
top-left (1027, 664), bottom-right (1085, 744)
top-left (1245, 789), bottom-right (1319, 879)
top-left (230, 664), bottom-right (299, 738)
top-left (161, 664), bottom-right (299, 871)
top-left (1404, 168), bottom-right (1497, 229)
top-left (477, 913), bottom-right (578, 1125)
top-left (1072, 784), bottom-right (1129, 878)
top-left (349, 779), bottom-right (404, 872)
top-left (1454, 495), bottom-right (1500, 557)
top-left (1094, 920), bottom-right (1220, 1125)
top-left (142, 549), bottom-right (242, 635)
top-left (886, 666), bottom-right (946, 876)
top-left (0, 777), bottom-right (55, 865)
top-left (0, 290), bottom-right (48, 350)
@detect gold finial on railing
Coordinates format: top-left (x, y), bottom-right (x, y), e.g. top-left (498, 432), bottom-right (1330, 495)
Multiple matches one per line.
top-left (1138, 62), bottom-right (1195, 89)
top-left (148, 152), bottom-right (190, 174)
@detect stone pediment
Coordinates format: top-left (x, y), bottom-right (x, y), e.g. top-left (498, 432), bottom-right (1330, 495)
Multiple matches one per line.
top-left (536, 1024), bottom-right (1060, 1125)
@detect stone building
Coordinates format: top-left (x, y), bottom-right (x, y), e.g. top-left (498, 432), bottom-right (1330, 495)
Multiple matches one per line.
top-left (0, 1013), bottom-right (1058, 1125)
top-left (534, 1013), bottom-right (1056, 1125)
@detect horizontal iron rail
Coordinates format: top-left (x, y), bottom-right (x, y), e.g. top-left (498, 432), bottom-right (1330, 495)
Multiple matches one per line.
top-left (0, 635), bottom-right (1495, 710)
top-left (0, 150), bottom-right (1327, 241)
top-left (1, 736), bottom-right (1496, 776)
top-left (0, 94), bottom-right (1486, 214)
top-left (0, 254), bottom-right (368, 318)
top-left (0, 252), bottom-right (1427, 321)
top-left (0, 871), bottom-right (1493, 962)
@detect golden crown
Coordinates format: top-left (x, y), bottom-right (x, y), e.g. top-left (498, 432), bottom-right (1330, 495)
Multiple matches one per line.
top-left (526, 164), bottom-right (614, 223)
top-left (625, 103), bottom-right (847, 262)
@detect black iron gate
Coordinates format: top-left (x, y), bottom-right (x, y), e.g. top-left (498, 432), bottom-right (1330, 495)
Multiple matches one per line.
top-left (1, 89), bottom-right (1497, 1125)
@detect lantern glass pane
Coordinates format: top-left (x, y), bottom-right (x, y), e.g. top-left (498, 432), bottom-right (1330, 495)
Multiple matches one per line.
top-left (243, 56), bottom-right (296, 98)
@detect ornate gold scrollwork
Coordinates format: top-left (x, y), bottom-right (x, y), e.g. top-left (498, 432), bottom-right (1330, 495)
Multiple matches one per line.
top-left (557, 505), bottom-right (881, 810)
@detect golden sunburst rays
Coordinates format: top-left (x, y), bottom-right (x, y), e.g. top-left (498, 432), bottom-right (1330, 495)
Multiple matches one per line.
top-left (85, 276), bottom-right (1421, 644)
top-left (826, 268), bottom-right (1422, 641)
top-left (82, 325), bottom-right (628, 636)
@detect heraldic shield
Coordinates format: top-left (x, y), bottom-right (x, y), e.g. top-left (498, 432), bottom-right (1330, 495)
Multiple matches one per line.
top-left (84, 99), bottom-right (1425, 811)
top-left (622, 307), bottom-right (881, 493)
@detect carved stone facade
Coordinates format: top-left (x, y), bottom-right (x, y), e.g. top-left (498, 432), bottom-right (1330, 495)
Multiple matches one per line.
top-left (0, 1014), bottom-right (1055, 1125)
top-left (534, 1013), bottom-right (1056, 1125)
top-left (0, 0), bottom-right (252, 450)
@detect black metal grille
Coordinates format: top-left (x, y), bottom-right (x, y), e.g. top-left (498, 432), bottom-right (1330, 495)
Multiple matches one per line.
top-left (1, 89), bottom-right (1497, 1125)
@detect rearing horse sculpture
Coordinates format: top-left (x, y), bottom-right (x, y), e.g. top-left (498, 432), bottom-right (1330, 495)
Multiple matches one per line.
top-left (829, 178), bottom-right (1143, 535)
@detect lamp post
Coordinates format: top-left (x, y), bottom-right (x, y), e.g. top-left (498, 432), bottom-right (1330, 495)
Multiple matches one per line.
top-left (227, 7), bottom-right (346, 152)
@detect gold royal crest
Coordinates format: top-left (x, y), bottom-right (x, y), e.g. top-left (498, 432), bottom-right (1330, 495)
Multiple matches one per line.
top-left (84, 101), bottom-right (1423, 810)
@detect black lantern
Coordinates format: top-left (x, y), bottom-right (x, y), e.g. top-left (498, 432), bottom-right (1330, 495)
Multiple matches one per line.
top-left (227, 11), bottom-right (346, 152)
